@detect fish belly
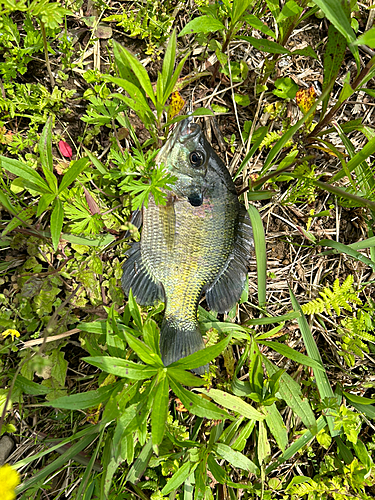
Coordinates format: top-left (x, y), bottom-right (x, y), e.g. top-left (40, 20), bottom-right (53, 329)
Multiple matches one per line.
top-left (141, 194), bottom-right (237, 321)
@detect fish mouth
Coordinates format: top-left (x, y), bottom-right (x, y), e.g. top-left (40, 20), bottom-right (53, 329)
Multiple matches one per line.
top-left (178, 117), bottom-right (200, 142)
top-left (156, 116), bottom-right (201, 166)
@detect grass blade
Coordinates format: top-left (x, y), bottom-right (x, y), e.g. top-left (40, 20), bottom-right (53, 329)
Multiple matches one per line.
top-left (318, 238), bottom-right (375, 270)
top-left (16, 434), bottom-right (96, 494)
top-left (265, 416), bottom-right (326, 474)
top-left (247, 205), bottom-right (266, 308)
top-left (260, 340), bottom-right (325, 371)
top-left (289, 287), bottom-right (339, 436)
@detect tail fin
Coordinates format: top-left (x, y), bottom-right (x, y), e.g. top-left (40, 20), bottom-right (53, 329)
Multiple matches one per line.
top-left (160, 318), bottom-right (208, 375)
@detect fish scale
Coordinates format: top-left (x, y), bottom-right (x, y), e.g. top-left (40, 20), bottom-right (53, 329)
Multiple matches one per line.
top-left (122, 118), bottom-right (254, 374)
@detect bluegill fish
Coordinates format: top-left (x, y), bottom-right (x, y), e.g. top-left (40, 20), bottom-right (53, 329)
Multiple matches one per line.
top-left (122, 118), bottom-right (253, 374)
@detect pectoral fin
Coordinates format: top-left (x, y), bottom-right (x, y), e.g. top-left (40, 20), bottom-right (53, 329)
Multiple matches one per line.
top-left (206, 207), bottom-right (253, 313)
top-left (122, 242), bottom-right (164, 305)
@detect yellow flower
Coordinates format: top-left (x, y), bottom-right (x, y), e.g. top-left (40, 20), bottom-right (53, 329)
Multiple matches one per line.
top-left (2, 330), bottom-right (20, 341)
top-left (0, 464), bottom-right (20, 500)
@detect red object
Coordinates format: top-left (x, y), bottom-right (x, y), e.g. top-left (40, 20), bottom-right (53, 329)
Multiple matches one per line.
top-left (58, 140), bottom-right (73, 159)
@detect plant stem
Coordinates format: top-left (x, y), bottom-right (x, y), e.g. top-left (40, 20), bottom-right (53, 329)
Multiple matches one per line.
top-left (308, 56), bottom-right (375, 139)
top-left (40, 20), bottom-right (55, 88)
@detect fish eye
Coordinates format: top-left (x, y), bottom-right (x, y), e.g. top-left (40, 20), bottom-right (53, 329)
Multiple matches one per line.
top-left (188, 193), bottom-right (203, 207)
top-left (189, 151), bottom-right (204, 168)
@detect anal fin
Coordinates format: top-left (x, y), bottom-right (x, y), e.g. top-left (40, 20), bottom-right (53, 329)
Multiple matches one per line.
top-left (121, 242), bottom-right (164, 306)
top-left (206, 207), bottom-right (254, 313)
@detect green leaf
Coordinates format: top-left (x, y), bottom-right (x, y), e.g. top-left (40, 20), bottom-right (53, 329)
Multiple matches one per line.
top-left (348, 236), bottom-right (375, 250)
top-left (124, 329), bottom-right (163, 367)
top-left (62, 233), bottom-right (115, 247)
top-left (234, 94), bottom-right (250, 106)
top-left (125, 439), bottom-right (153, 483)
top-left (312, 0), bottom-right (355, 44)
top-left (0, 190), bottom-right (17, 215)
top-left (162, 28), bottom-right (177, 89)
top-left (264, 403), bottom-right (288, 451)
top-left (247, 205), bottom-right (266, 308)
top-left (151, 375), bottom-right (169, 447)
top-left (0, 156), bottom-right (51, 194)
top-left (162, 53), bottom-right (190, 106)
top-left (39, 115), bottom-right (53, 172)
top-left (50, 198), bottom-right (64, 251)
top-left (266, 416), bottom-right (326, 474)
top-left (127, 288), bottom-right (143, 330)
top-left (313, 0), bottom-right (359, 68)
top-left (161, 461), bottom-right (196, 495)
top-left (261, 85), bottom-right (328, 176)
top-left (167, 368), bottom-right (205, 387)
top-left (104, 76), bottom-right (152, 114)
top-left (37, 193), bottom-right (56, 217)
top-left (169, 378), bottom-right (231, 420)
top-left (59, 157), bottom-right (90, 193)
top-left (291, 46), bottom-right (318, 59)
top-left (243, 14), bottom-right (276, 38)
top-left (112, 41), bottom-right (156, 106)
top-left (231, 420), bottom-right (255, 452)
top-left (260, 341), bottom-right (325, 371)
top-left (351, 402), bottom-right (375, 419)
top-left (179, 16), bottom-right (225, 37)
top-left (207, 455), bottom-right (227, 484)
top-left (264, 357), bottom-right (317, 432)
top-left (197, 388), bottom-right (265, 421)
top-left (231, 0), bottom-right (253, 25)
top-left (266, 0), bottom-right (280, 18)
top-left (277, 0), bottom-right (303, 24)
top-left (84, 356), bottom-right (158, 380)
top-left (333, 135), bottom-right (375, 182)
top-left (318, 239), bottom-right (375, 272)
top-left (239, 36), bottom-right (290, 54)
top-left (213, 443), bottom-right (259, 475)
top-left (45, 384), bottom-right (117, 409)
top-left (234, 126), bottom-right (268, 180)
top-left (246, 311), bottom-right (300, 325)
top-left (15, 375), bottom-right (52, 395)
top-left (322, 24), bottom-right (347, 115)
top-left (273, 77), bottom-right (298, 100)
top-left (257, 420), bottom-right (271, 464)
top-left (142, 318), bottom-right (160, 356)
top-left (353, 27), bottom-right (375, 47)
top-left (168, 336), bottom-right (231, 371)
top-left (83, 148), bottom-right (107, 174)
top-left (16, 434), bottom-right (97, 494)
top-left (343, 391), bottom-right (375, 405)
